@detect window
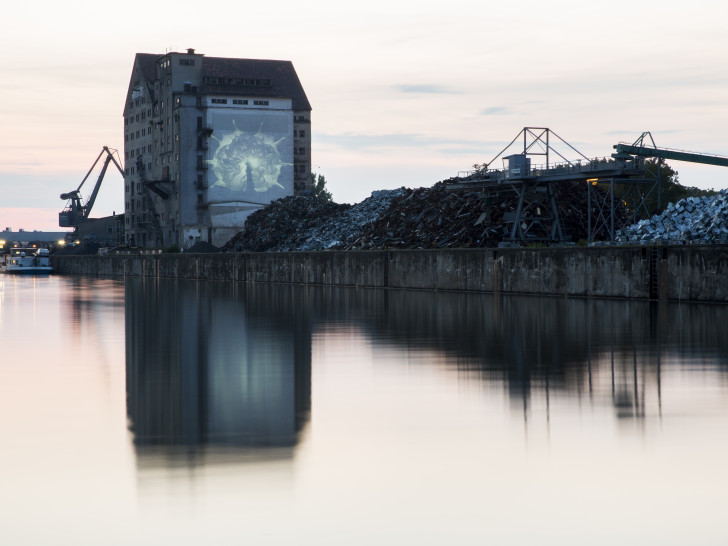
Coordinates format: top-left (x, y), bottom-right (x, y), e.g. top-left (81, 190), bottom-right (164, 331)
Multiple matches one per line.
top-left (233, 99), bottom-right (248, 105)
top-left (179, 59), bottom-right (195, 66)
top-left (299, 130), bottom-right (306, 137)
top-left (211, 98), bottom-right (228, 104)
top-left (254, 100), bottom-right (269, 106)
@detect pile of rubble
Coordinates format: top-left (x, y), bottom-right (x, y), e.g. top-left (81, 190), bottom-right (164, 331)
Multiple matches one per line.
top-left (615, 190), bottom-right (728, 244)
top-left (339, 183), bottom-right (495, 249)
top-left (222, 194), bottom-right (351, 252)
top-left (222, 181), bottom-right (627, 252)
top-left (222, 190), bottom-right (414, 252)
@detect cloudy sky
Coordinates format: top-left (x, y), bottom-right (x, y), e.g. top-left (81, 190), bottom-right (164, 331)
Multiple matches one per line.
top-left (1, 0), bottom-right (726, 231)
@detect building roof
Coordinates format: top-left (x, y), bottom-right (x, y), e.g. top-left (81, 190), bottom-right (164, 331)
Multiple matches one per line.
top-left (133, 52), bottom-right (311, 111)
top-left (135, 53), bottom-right (157, 84)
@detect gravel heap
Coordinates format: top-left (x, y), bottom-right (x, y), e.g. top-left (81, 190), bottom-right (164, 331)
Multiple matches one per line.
top-left (337, 183), bottom-right (494, 249)
top-left (222, 181), bottom-right (627, 252)
top-left (296, 188), bottom-right (409, 250)
top-left (222, 194), bottom-right (351, 252)
top-left (615, 190), bottom-right (728, 244)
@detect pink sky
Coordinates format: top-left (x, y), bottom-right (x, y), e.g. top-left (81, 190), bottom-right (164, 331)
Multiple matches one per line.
top-left (2, 0), bottom-right (727, 231)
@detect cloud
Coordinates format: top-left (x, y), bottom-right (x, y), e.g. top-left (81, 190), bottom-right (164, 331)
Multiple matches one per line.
top-left (480, 107), bottom-right (509, 116)
top-left (315, 132), bottom-right (499, 156)
top-left (395, 84), bottom-right (460, 94)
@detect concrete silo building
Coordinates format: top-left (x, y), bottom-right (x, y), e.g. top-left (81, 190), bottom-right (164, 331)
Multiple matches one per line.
top-left (123, 49), bottom-right (311, 249)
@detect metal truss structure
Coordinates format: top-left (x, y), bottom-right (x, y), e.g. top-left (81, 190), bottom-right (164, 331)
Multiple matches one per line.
top-left (448, 128), bottom-right (728, 245)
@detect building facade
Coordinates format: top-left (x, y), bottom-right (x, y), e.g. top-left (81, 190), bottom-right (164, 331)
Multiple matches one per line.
top-left (123, 49), bottom-right (311, 249)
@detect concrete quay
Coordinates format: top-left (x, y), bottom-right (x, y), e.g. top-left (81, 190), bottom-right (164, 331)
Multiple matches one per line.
top-left (51, 245), bottom-right (728, 303)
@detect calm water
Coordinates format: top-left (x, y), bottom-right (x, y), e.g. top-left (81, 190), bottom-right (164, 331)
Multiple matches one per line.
top-left (1, 275), bottom-right (727, 545)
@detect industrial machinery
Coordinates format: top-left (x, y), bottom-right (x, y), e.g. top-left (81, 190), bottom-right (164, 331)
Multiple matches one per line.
top-left (59, 146), bottom-right (124, 228)
top-left (448, 128), bottom-right (728, 245)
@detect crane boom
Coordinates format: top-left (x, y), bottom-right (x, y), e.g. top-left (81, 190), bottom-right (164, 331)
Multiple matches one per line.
top-left (613, 143), bottom-right (728, 167)
top-left (59, 146), bottom-right (124, 228)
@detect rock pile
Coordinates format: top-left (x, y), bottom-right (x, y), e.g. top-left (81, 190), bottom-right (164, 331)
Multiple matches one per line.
top-left (222, 181), bottom-right (627, 252)
top-left (339, 183), bottom-right (496, 249)
top-left (222, 194), bottom-right (351, 252)
top-left (615, 190), bottom-right (728, 244)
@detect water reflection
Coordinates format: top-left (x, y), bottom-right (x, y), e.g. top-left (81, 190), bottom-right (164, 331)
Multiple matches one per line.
top-left (4, 277), bottom-right (726, 543)
top-left (125, 279), bottom-right (312, 465)
top-left (268, 286), bottom-right (728, 425)
top-left (360, 291), bottom-right (728, 421)
top-left (126, 281), bottom-right (728, 460)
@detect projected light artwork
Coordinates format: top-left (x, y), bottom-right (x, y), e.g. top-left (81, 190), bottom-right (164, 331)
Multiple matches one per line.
top-left (208, 120), bottom-right (288, 193)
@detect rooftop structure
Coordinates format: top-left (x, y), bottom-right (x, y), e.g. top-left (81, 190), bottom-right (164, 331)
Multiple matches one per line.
top-left (124, 49), bottom-right (312, 249)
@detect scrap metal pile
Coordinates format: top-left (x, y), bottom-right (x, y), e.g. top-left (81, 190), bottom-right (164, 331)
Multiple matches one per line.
top-left (222, 181), bottom-right (624, 252)
top-left (615, 190), bottom-right (728, 244)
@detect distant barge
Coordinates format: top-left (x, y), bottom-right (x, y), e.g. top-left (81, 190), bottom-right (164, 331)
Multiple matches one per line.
top-left (2, 248), bottom-right (53, 274)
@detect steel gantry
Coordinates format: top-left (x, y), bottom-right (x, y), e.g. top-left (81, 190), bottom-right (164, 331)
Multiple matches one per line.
top-left (448, 128), bottom-right (728, 245)
top-left (448, 128), bottom-right (645, 245)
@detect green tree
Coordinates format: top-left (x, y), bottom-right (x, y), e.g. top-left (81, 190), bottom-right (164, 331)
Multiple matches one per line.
top-left (311, 173), bottom-right (333, 202)
top-left (644, 159), bottom-right (716, 214)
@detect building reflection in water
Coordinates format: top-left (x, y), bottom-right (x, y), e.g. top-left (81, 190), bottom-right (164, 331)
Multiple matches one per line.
top-left (126, 279), bottom-right (728, 465)
top-left (125, 279), bottom-right (311, 466)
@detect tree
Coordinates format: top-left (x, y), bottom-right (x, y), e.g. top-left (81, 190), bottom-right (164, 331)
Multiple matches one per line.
top-left (311, 173), bottom-right (333, 202)
top-left (643, 159), bottom-right (716, 214)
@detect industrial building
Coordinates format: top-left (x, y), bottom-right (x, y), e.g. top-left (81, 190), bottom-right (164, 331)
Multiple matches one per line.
top-left (123, 49), bottom-right (312, 249)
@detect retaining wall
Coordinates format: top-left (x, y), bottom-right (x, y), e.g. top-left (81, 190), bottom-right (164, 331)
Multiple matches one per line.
top-left (51, 246), bottom-right (728, 302)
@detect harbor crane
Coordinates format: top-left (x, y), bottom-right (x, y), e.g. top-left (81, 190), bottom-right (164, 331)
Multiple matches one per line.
top-left (59, 146), bottom-right (124, 228)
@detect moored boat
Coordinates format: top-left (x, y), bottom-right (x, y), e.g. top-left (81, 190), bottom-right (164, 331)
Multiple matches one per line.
top-left (1, 248), bottom-right (53, 274)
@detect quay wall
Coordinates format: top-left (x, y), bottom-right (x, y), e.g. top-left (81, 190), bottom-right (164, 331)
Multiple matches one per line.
top-left (51, 246), bottom-right (728, 302)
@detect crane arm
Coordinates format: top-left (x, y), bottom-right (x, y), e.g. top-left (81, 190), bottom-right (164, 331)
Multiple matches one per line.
top-left (83, 147), bottom-right (125, 218)
top-left (613, 143), bottom-right (728, 168)
top-left (59, 146), bottom-right (125, 228)
top-left (83, 155), bottom-right (112, 216)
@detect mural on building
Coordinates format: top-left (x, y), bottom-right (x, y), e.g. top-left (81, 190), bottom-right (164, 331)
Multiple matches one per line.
top-left (207, 111), bottom-right (293, 204)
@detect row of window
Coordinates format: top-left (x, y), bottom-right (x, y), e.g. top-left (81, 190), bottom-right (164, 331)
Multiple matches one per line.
top-left (128, 96), bottom-right (146, 110)
top-left (126, 128), bottom-right (149, 141)
top-left (125, 145), bottom-right (153, 160)
top-left (125, 109), bottom-right (152, 125)
top-left (205, 77), bottom-right (271, 86)
top-left (210, 98), bottom-right (270, 106)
